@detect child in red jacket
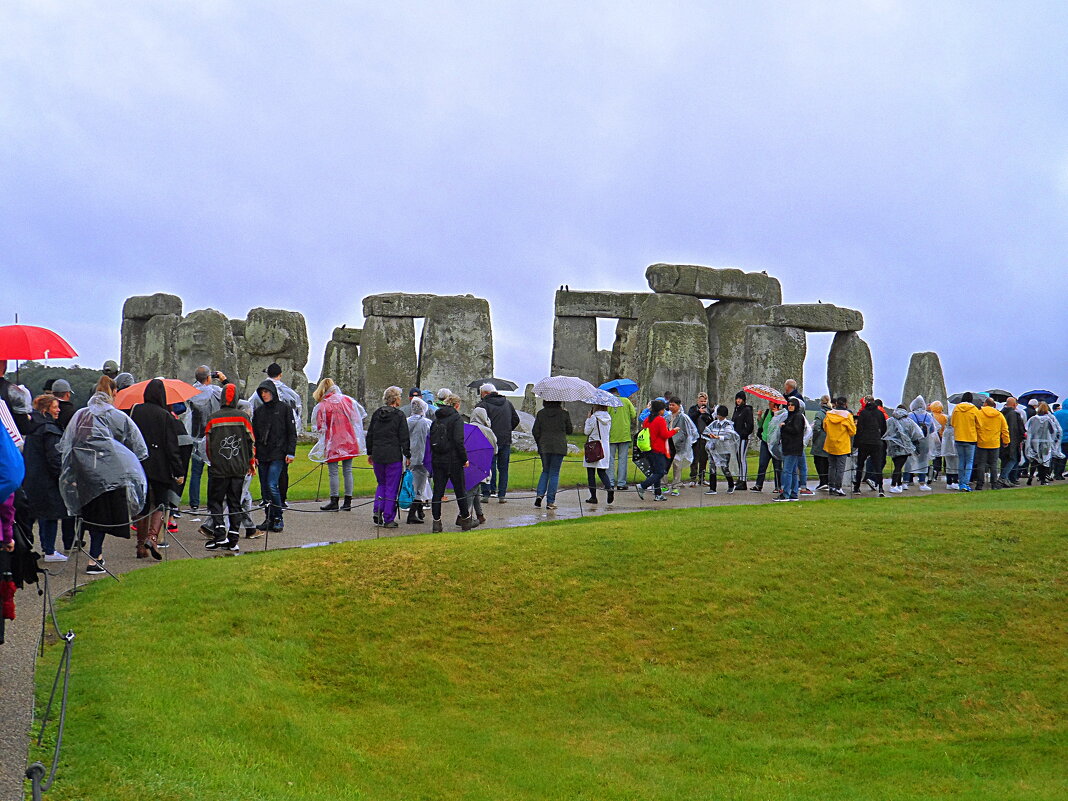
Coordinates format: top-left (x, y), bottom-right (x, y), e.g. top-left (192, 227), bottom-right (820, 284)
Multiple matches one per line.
top-left (636, 399), bottom-right (678, 501)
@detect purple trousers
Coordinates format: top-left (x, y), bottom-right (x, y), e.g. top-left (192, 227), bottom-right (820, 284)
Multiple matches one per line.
top-left (0, 493), bottom-right (14, 546)
top-left (373, 460), bottom-right (404, 523)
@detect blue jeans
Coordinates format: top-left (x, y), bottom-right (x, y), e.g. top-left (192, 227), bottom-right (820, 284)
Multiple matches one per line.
top-left (485, 449), bottom-right (511, 498)
top-left (955, 442), bottom-right (977, 487)
top-left (37, 519), bottom-right (59, 555)
top-left (188, 450), bottom-right (205, 508)
top-left (536, 453), bottom-right (565, 503)
top-left (640, 452), bottom-right (669, 493)
top-left (258, 460), bottom-right (285, 522)
top-left (782, 454), bottom-right (803, 499)
top-left (609, 442), bottom-right (631, 487)
top-left (1000, 455), bottom-right (1018, 483)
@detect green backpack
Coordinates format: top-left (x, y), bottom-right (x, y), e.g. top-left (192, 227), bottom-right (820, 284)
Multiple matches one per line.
top-left (635, 427), bottom-right (652, 452)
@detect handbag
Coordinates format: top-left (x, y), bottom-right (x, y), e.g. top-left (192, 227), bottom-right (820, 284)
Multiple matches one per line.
top-left (584, 418), bottom-right (605, 463)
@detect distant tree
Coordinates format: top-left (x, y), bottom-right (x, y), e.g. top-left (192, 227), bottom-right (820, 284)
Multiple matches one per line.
top-left (4, 362), bottom-right (105, 410)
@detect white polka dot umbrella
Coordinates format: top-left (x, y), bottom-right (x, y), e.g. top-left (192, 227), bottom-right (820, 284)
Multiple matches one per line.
top-left (532, 375), bottom-right (600, 403)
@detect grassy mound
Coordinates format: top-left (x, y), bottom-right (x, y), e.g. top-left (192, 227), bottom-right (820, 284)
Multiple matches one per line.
top-left (34, 489), bottom-right (1067, 800)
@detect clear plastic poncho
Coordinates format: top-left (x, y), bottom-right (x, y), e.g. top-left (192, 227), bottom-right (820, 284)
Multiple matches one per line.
top-left (309, 386), bottom-right (364, 463)
top-left (1025, 413), bottom-right (1064, 466)
top-left (669, 410), bottom-right (699, 462)
top-left (702, 418), bottom-right (740, 468)
top-left (766, 409), bottom-right (789, 460)
top-left (883, 408), bottom-right (923, 458)
top-left (904, 396), bottom-right (940, 474)
top-left (58, 392), bottom-right (148, 518)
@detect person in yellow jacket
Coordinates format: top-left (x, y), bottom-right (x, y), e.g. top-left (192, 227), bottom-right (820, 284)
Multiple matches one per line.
top-left (822, 396), bottom-right (857, 496)
top-left (973, 397), bottom-right (1010, 490)
top-left (949, 392), bottom-right (982, 491)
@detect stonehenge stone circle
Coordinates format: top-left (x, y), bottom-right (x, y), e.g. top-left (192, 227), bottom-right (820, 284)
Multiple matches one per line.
top-left (827, 331), bottom-right (874, 405)
top-left (176, 308), bottom-right (240, 384)
top-left (901, 351), bottom-right (948, 407)
top-left (319, 327), bottom-right (361, 400)
top-left (646, 263), bottom-right (782, 306)
top-left (743, 325), bottom-right (807, 395)
top-left (765, 303), bottom-right (863, 332)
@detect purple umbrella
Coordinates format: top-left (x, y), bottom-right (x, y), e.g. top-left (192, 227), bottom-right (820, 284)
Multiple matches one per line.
top-left (424, 423), bottom-right (495, 491)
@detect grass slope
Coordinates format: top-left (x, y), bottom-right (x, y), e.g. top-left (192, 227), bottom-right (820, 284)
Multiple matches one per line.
top-left (34, 489), bottom-right (1067, 800)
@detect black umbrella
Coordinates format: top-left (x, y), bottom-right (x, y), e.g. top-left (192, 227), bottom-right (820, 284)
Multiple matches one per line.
top-left (986, 388), bottom-right (1013, 402)
top-left (467, 378), bottom-right (519, 392)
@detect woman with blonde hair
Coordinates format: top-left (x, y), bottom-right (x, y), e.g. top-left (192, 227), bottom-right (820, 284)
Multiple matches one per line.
top-left (310, 378), bottom-right (364, 511)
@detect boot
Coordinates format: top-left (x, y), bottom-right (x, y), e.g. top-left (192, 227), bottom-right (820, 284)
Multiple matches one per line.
top-left (320, 496), bottom-right (339, 511)
top-left (408, 505), bottom-right (423, 524)
top-left (460, 516), bottom-right (474, 531)
top-left (585, 489), bottom-right (598, 504)
top-left (136, 543), bottom-right (149, 559)
top-left (414, 500), bottom-right (425, 521)
top-left (341, 496), bottom-right (352, 511)
top-left (736, 480), bottom-right (747, 491)
top-left (432, 519), bottom-right (443, 533)
top-left (607, 490), bottom-right (615, 504)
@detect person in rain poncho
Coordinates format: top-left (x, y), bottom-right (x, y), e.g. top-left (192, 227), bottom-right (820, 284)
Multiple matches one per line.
top-left (882, 405), bottom-right (924, 493)
top-left (311, 378), bottom-right (364, 512)
top-left (666, 397), bottom-right (699, 496)
top-left (702, 405), bottom-right (740, 494)
top-left (583, 403), bottom-right (614, 505)
top-left (903, 396), bottom-right (939, 491)
top-left (928, 400), bottom-right (948, 481)
top-left (1024, 402), bottom-right (1063, 485)
top-left (467, 406), bottom-right (497, 525)
top-left (58, 376), bottom-right (148, 574)
top-left (405, 397), bottom-right (433, 524)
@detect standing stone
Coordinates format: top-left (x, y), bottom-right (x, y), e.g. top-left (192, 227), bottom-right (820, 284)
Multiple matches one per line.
top-left (743, 326), bottom-right (807, 395)
top-left (827, 332), bottom-right (874, 406)
top-left (521, 383), bottom-right (537, 416)
top-left (141, 314), bottom-right (180, 380)
top-left (229, 319), bottom-right (249, 392)
top-left (176, 309), bottom-right (240, 384)
top-left (319, 327), bottom-right (361, 398)
top-left (632, 294), bottom-right (709, 402)
top-left (242, 308), bottom-right (311, 411)
top-left (120, 293), bottom-right (183, 379)
top-left (901, 351), bottom-right (947, 407)
top-left (611, 318), bottom-right (641, 382)
top-left (550, 315), bottom-right (597, 421)
top-left (706, 300), bottom-right (768, 406)
top-left (357, 316), bottom-right (417, 411)
top-left (120, 317), bottom-right (146, 378)
top-left (597, 349), bottom-right (612, 387)
top-left (418, 296), bottom-right (493, 405)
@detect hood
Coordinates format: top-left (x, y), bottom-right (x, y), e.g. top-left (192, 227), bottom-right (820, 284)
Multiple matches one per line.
top-left (590, 409), bottom-right (612, 424)
top-left (480, 393), bottom-right (508, 409)
top-left (954, 402), bottom-right (976, 413)
top-left (892, 407), bottom-right (909, 419)
top-left (28, 410), bottom-right (59, 434)
top-left (910, 396), bottom-right (926, 412)
top-left (434, 405), bottom-right (459, 422)
top-left (470, 407), bottom-right (492, 428)
top-left (257, 379), bottom-right (278, 405)
top-left (929, 401), bottom-right (944, 414)
top-left (221, 383), bottom-right (239, 409)
top-left (735, 391), bottom-right (747, 402)
top-left (820, 403), bottom-right (832, 411)
top-left (979, 405), bottom-right (1002, 419)
top-left (825, 409), bottom-right (851, 422)
top-left (87, 391), bottom-right (115, 414)
top-left (144, 378), bottom-right (168, 408)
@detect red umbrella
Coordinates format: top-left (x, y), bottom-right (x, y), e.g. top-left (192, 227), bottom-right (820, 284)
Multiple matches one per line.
top-left (0, 325), bottom-right (78, 360)
top-left (115, 379), bottom-right (200, 410)
top-left (743, 384), bottom-right (786, 404)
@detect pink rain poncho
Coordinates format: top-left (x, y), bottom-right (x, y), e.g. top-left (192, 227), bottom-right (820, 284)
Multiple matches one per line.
top-left (310, 387), bottom-right (364, 463)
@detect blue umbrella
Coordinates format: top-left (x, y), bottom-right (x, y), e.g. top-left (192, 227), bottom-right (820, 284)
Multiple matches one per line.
top-left (1018, 389), bottom-right (1058, 405)
top-left (599, 378), bottom-right (639, 398)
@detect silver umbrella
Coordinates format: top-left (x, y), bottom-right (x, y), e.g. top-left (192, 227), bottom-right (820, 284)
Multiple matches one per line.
top-left (532, 375), bottom-right (600, 402)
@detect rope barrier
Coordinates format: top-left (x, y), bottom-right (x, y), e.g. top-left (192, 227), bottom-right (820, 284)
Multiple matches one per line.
top-left (26, 630), bottom-right (74, 801)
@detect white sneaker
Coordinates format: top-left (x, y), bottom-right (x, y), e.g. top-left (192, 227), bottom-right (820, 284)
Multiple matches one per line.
top-left (888, 486), bottom-right (902, 494)
top-left (919, 484), bottom-right (932, 491)
top-left (43, 552), bottom-right (68, 562)
top-left (947, 483), bottom-right (958, 490)
top-left (815, 484), bottom-right (829, 491)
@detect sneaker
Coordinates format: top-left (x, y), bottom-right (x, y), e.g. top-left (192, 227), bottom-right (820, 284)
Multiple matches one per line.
top-left (225, 538), bottom-right (241, 552)
top-left (878, 491), bottom-right (885, 497)
top-left (749, 486), bottom-right (762, 492)
top-left (382, 520), bottom-right (399, 529)
top-left (281, 501), bottom-right (290, 509)
top-left (653, 494), bottom-right (666, 502)
top-left (171, 509), bottom-right (181, 519)
top-left (156, 541), bottom-right (170, 549)
top-left (498, 498), bottom-right (507, 504)
top-left (635, 486), bottom-right (645, 500)
top-left (815, 484), bottom-right (829, 492)
top-left (799, 487), bottom-right (814, 496)
top-left (616, 485), bottom-right (630, 491)
top-left (787, 497), bottom-right (800, 502)
top-left (86, 559), bottom-right (106, 575)
top-left (270, 521), bottom-right (284, 532)
top-left (727, 486), bottom-right (736, 494)
top-left (688, 481), bottom-right (697, 488)
top-left (958, 485), bottom-right (972, 492)
top-left (199, 523), bottom-right (215, 538)
top-left (245, 527), bottom-right (263, 539)
top-left (546, 503), bottom-right (557, 510)
top-left (865, 479), bottom-right (878, 492)
top-left (189, 505), bottom-right (200, 513)
top-left (704, 489), bottom-right (718, 495)
top-left (832, 488), bottom-right (847, 496)
top-left (43, 552), bottom-right (68, 563)
top-left (919, 484), bottom-right (932, 491)
top-left (946, 482), bottom-right (958, 490)
top-left (534, 497), bottom-right (542, 507)
top-left (669, 489), bottom-right (680, 497)
top-left (205, 538), bottom-right (228, 550)
top-left (166, 522), bottom-right (179, 534)
top-left (773, 495), bottom-right (790, 502)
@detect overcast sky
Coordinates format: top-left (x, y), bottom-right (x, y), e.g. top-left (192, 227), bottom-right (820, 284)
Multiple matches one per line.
top-left (2, 2), bottom-right (1065, 401)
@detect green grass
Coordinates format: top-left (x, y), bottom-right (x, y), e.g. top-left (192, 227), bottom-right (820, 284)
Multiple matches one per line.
top-left (33, 488), bottom-right (1067, 800)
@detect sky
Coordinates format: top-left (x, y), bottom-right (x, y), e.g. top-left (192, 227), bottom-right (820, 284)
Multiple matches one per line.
top-left (2, 1), bottom-right (1066, 402)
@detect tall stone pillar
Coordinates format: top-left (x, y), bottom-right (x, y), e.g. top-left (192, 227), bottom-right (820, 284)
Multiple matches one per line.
top-left (418, 296), bottom-right (493, 405)
top-left (743, 325), bottom-right (807, 395)
top-left (827, 331), bottom-right (874, 406)
top-left (901, 351), bottom-right (947, 407)
top-left (357, 316), bottom-right (417, 411)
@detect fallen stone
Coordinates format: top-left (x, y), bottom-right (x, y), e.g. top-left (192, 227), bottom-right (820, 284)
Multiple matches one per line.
top-left (362, 293), bottom-right (438, 318)
top-left (827, 332), bottom-right (874, 407)
top-left (418, 296), bottom-right (493, 401)
top-left (901, 351), bottom-right (947, 407)
top-left (122, 293), bottom-right (183, 321)
top-left (553, 290), bottom-right (645, 319)
top-left (646, 263), bottom-right (782, 306)
top-left (743, 325), bottom-right (806, 395)
top-left (765, 303), bottom-right (863, 332)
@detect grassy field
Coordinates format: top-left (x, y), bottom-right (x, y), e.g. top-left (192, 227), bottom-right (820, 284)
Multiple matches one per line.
top-left (225, 437), bottom-right (803, 503)
top-left (33, 488), bottom-right (1067, 800)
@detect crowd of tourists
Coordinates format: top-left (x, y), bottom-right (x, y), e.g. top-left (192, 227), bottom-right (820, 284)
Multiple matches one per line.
top-left (1, 356), bottom-right (1065, 575)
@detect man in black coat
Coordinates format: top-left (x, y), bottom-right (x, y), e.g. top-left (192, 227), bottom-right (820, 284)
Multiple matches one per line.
top-left (50, 379), bottom-right (77, 430)
top-left (252, 380), bottom-right (297, 532)
top-left (998, 397), bottom-right (1026, 487)
top-left (475, 383), bottom-right (519, 502)
top-left (687, 393), bottom-right (714, 486)
top-left (428, 396), bottom-right (471, 533)
top-left (852, 397), bottom-right (887, 496)
top-left (731, 391), bottom-right (755, 489)
top-left (130, 378), bottom-right (183, 559)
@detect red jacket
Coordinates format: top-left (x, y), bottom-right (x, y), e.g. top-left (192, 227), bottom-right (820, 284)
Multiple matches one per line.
top-left (643, 414), bottom-right (678, 457)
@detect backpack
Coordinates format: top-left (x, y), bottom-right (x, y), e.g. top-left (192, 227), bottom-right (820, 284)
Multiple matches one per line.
top-left (429, 418), bottom-right (453, 455)
top-left (635, 427), bottom-right (652, 452)
top-left (398, 470), bottom-right (414, 510)
top-left (911, 412), bottom-right (930, 438)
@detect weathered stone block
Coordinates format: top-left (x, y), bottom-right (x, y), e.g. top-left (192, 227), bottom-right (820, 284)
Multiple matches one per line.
top-left (418, 296), bottom-right (493, 399)
top-left (766, 303), bottom-right (863, 332)
top-left (357, 316), bottom-right (417, 410)
top-left (641, 320), bottom-right (710, 404)
top-left (120, 318), bottom-right (146, 377)
top-left (646, 263), bottom-right (782, 306)
top-left (319, 338), bottom-right (360, 398)
top-left (597, 349), bottom-right (612, 387)
top-left (901, 351), bottom-right (947, 407)
top-left (243, 308), bottom-right (309, 362)
top-left (611, 318), bottom-right (641, 381)
top-left (229, 319), bottom-right (245, 339)
top-left (706, 300), bottom-right (768, 406)
top-left (550, 316), bottom-right (598, 379)
top-left (743, 325), bottom-right (806, 395)
top-left (176, 309), bottom-right (239, 383)
top-left (521, 383), bottom-right (537, 416)
top-left (553, 290), bottom-right (645, 319)
top-left (332, 326), bottom-right (362, 346)
top-left (122, 293), bottom-right (183, 321)
top-left (141, 314), bottom-right (180, 380)
top-left (362, 293), bottom-right (438, 318)
top-left (827, 332), bottom-right (874, 406)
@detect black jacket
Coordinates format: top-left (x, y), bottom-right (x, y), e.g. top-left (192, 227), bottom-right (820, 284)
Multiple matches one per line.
top-left (429, 405), bottom-right (467, 464)
top-left (129, 379), bottom-right (183, 486)
top-left (0, 378), bottom-right (29, 435)
top-left (532, 404), bottom-right (573, 455)
top-left (56, 398), bottom-right (76, 430)
top-left (475, 393), bottom-right (520, 448)
top-left (780, 409), bottom-right (806, 457)
top-left (688, 403), bottom-right (715, 439)
top-left (21, 411), bottom-right (66, 519)
top-left (252, 380), bottom-right (298, 463)
top-left (1002, 407), bottom-right (1026, 451)
top-left (205, 385), bottom-right (254, 478)
top-left (731, 402), bottom-right (755, 439)
top-left (366, 404), bottom-right (410, 464)
top-left (854, 404), bottom-right (887, 447)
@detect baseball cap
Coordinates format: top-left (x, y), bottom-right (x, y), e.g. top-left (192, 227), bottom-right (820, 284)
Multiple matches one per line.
top-left (52, 379), bottom-right (72, 394)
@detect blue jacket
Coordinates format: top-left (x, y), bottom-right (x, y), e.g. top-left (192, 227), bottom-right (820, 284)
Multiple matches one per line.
top-left (1053, 409), bottom-right (1068, 443)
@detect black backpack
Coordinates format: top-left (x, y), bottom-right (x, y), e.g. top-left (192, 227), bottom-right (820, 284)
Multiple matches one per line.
top-left (429, 418), bottom-right (453, 455)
